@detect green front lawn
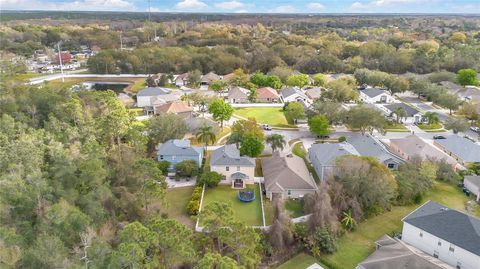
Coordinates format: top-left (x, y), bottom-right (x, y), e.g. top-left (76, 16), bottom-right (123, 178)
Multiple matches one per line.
top-left (233, 107), bottom-right (295, 128)
top-left (417, 123), bottom-right (443, 130)
top-left (159, 186), bottom-right (195, 227)
top-left (285, 199), bottom-right (304, 218)
top-left (201, 184), bottom-right (264, 226)
top-left (384, 122), bottom-right (409, 132)
top-left (321, 181), bottom-right (480, 269)
top-left (276, 253), bottom-right (322, 269)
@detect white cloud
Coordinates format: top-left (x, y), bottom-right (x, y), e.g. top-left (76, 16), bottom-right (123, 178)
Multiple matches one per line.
top-left (271, 5), bottom-right (297, 13)
top-left (214, 1), bottom-right (244, 10)
top-left (0, 0), bottom-right (135, 11)
top-left (149, 7), bottom-right (161, 12)
top-left (350, 0), bottom-right (430, 10)
top-left (306, 2), bottom-right (325, 11)
top-left (175, 0), bottom-right (208, 10)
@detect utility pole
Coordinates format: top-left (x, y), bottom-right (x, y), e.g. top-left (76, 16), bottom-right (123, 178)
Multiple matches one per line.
top-left (57, 42), bottom-right (65, 82)
top-left (120, 32), bottom-right (123, 50)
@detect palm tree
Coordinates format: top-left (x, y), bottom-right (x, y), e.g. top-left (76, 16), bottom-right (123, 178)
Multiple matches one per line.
top-left (341, 210), bottom-right (357, 231)
top-left (196, 125), bottom-right (216, 149)
top-left (266, 134), bottom-right (286, 153)
top-left (393, 107), bottom-right (407, 123)
top-left (424, 112), bottom-right (440, 125)
top-left (227, 132), bottom-right (243, 149)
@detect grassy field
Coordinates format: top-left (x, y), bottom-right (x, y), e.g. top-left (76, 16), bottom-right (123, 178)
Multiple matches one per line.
top-left (384, 122), bottom-right (409, 132)
top-left (276, 253), bottom-right (323, 269)
top-left (417, 123), bottom-right (444, 130)
top-left (285, 199), bottom-right (304, 218)
top-left (201, 184), bottom-right (264, 226)
top-left (159, 186), bottom-right (195, 227)
top-left (233, 107), bottom-right (295, 128)
top-left (321, 181), bottom-right (480, 269)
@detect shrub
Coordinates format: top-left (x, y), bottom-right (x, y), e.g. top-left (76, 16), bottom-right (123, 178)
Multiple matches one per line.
top-left (158, 161), bottom-right (170, 175)
top-left (338, 136), bottom-right (346, 142)
top-left (191, 187), bottom-right (202, 200)
top-left (198, 171), bottom-right (223, 188)
top-left (187, 200), bottom-right (200, 215)
top-left (175, 160), bottom-right (199, 177)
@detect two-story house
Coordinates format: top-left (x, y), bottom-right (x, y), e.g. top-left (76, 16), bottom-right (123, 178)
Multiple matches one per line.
top-left (401, 201), bottom-right (480, 269)
top-left (359, 87), bottom-right (395, 104)
top-left (157, 139), bottom-right (204, 171)
top-left (209, 144), bottom-right (255, 189)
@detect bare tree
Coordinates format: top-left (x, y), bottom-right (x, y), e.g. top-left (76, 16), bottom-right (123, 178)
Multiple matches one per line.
top-left (79, 227), bottom-right (96, 269)
top-left (268, 197), bottom-right (293, 250)
top-left (304, 182), bottom-right (338, 233)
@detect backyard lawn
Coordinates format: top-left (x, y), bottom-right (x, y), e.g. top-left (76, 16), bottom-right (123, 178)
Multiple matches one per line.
top-left (321, 181), bottom-right (480, 269)
top-left (159, 186), bottom-right (195, 227)
top-left (233, 107), bottom-right (296, 128)
top-left (285, 199), bottom-right (304, 218)
top-left (276, 253), bottom-right (323, 269)
top-left (200, 184), bottom-right (264, 226)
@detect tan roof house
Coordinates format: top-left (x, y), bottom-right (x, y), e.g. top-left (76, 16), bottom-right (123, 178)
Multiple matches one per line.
top-left (388, 135), bottom-right (458, 168)
top-left (262, 153), bottom-right (317, 200)
top-left (154, 101), bottom-right (193, 118)
top-left (256, 87), bottom-right (280, 103)
top-left (228, 86), bottom-right (250, 104)
top-left (201, 72), bottom-right (221, 86)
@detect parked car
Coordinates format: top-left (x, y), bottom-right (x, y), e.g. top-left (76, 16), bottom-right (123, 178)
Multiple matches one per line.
top-left (262, 124), bottom-right (272, 131)
top-left (433, 135), bottom-right (446, 139)
top-left (470, 126), bottom-right (480, 133)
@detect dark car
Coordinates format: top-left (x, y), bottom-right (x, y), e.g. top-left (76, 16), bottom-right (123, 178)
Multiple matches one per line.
top-left (433, 135), bottom-right (446, 140)
top-left (262, 124), bottom-right (272, 131)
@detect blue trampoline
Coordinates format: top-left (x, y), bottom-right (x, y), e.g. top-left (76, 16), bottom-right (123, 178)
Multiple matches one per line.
top-left (238, 190), bottom-right (256, 202)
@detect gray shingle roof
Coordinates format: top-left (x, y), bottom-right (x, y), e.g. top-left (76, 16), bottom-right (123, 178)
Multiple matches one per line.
top-left (281, 87), bottom-right (308, 100)
top-left (228, 86), bottom-right (249, 99)
top-left (383, 103), bottom-right (420, 117)
top-left (358, 235), bottom-right (443, 269)
top-left (361, 88), bottom-right (388, 98)
top-left (388, 135), bottom-right (457, 165)
top-left (137, 87), bottom-right (171, 97)
top-left (464, 175), bottom-right (480, 189)
top-left (435, 135), bottom-right (480, 163)
top-left (345, 134), bottom-right (403, 165)
top-left (305, 87), bottom-right (322, 99)
top-left (403, 200), bottom-right (480, 256)
top-left (157, 139), bottom-right (203, 157)
top-left (210, 144), bottom-right (255, 166)
top-left (308, 143), bottom-right (360, 166)
top-left (262, 153), bottom-right (317, 193)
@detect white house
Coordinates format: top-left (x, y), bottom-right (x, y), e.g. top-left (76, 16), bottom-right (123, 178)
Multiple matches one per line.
top-left (401, 201), bottom-right (480, 269)
top-left (281, 87), bottom-right (309, 103)
top-left (359, 88), bottom-right (395, 104)
top-left (464, 176), bottom-right (480, 202)
top-left (209, 144), bottom-right (255, 189)
top-left (381, 103), bottom-right (425, 124)
top-left (174, 73), bottom-right (189, 87)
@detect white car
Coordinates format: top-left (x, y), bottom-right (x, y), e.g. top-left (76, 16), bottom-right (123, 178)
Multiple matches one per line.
top-left (470, 126), bottom-right (480, 133)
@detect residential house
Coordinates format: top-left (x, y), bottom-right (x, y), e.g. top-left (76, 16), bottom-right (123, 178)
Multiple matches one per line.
top-left (174, 73), bottom-right (189, 87)
top-left (261, 152), bottom-right (317, 200)
top-left (345, 133), bottom-right (404, 169)
top-left (304, 87), bottom-right (322, 101)
top-left (52, 51), bottom-right (72, 64)
top-left (356, 235), bottom-right (446, 269)
top-left (137, 87), bottom-right (172, 107)
top-left (210, 144), bottom-right (255, 189)
top-left (153, 101), bottom-right (193, 118)
top-left (464, 176), bottom-right (480, 202)
top-left (382, 103), bottom-right (424, 124)
top-left (442, 81), bottom-right (480, 102)
top-left (359, 88), bottom-right (395, 104)
top-left (256, 87), bottom-right (281, 103)
top-left (228, 86), bottom-right (250, 104)
top-left (388, 135), bottom-right (458, 168)
top-left (308, 143), bottom-right (360, 181)
top-left (157, 139), bottom-right (204, 171)
top-left (401, 201), bottom-right (480, 269)
top-left (222, 72), bottom-right (235, 82)
top-left (200, 72), bottom-right (221, 88)
top-left (281, 87), bottom-right (309, 104)
top-left (434, 135), bottom-right (480, 166)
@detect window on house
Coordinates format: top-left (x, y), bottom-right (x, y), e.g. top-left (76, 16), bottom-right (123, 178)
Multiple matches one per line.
top-left (419, 232), bottom-right (423, 237)
top-left (287, 190), bottom-right (291, 195)
top-left (438, 241), bottom-right (441, 246)
top-left (387, 163), bottom-right (395, 169)
top-left (226, 166), bottom-right (229, 171)
top-left (456, 262), bottom-right (461, 269)
top-left (160, 155), bottom-right (164, 160)
top-left (449, 245), bottom-right (455, 252)
top-left (433, 250), bottom-right (439, 258)
top-left (237, 166), bottom-right (240, 171)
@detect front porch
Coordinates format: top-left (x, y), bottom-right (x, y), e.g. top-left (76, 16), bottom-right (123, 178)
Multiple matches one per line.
top-left (231, 172), bottom-right (248, 189)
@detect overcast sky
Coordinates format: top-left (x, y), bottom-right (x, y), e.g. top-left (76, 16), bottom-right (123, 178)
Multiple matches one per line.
top-left (1, 0), bottom-right (479, 14)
